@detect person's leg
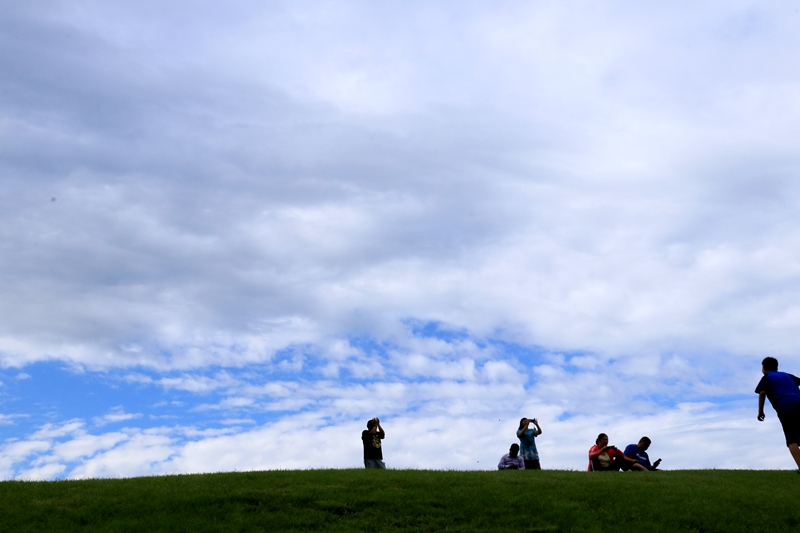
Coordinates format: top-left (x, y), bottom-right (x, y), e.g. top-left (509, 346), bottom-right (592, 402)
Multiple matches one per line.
top-left (524, 460), bottom-right (535, 470)
top-left (529, 460), bottom-right (541, 470)
top-left (782, 409), bottom-right (800, 469)
top-left (364, 459), bottom-right (377, 469)
top-left (375, 459), bottom-right (386, 469)
top-left (631, 463), bottom-right (648, 471)
top-left (788, 443), bottom-right (800, 469)
top-left (594, 465), bottom-right (617, 471)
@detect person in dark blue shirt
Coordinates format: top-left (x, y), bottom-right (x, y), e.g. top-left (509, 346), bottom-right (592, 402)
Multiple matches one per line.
top-left (623, 437), bottom-right (661, 471)
top-left (756, 357), bottom-right (800, 470)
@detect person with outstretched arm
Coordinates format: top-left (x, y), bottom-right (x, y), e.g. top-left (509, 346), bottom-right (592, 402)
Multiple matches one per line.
top-left (756, 357), bottom-right (800, 470)
top-left (623, 437), bottom-right (662, 471)
top-left (362, 417), bottom-right (386, 469)
top-left (498, 443), bottom-right (525, 470)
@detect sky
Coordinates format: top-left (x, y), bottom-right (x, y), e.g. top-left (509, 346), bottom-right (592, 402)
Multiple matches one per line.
top-left (2, 0), bottom-right (800, 479)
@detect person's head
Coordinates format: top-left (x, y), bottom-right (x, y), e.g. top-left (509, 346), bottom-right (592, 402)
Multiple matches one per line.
top-left (596, 433), bottom-right (609, 447)
top-left (509, 443), bottom-right (520, 458)
top-left (367, 418), bottom-right (377, 431)
top-left (762, 357), bottom-right (779, 374)
top-left (519, 418), bottom-right (529, 429)
top-left (637, 436), bottom-right (651, 451)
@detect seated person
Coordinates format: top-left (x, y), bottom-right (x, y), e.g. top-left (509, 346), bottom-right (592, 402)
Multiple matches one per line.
top-left (498, 443), bottom-right (525, 470)
top-left (623, 436), bottom-right (662, 471)
top-left (588, 433), bottom-right (646, 471)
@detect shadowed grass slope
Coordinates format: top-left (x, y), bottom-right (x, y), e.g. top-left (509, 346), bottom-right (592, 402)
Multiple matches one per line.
top-left (0, 469), bottom-right (798, 532)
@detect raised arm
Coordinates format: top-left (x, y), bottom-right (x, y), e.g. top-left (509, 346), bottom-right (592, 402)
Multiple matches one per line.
top-left (375, 418), bottom-right (386, 437)
top-left (589, 445), bottom-right (609, 460)
top-left (532, 418), bottom-right (542, 436)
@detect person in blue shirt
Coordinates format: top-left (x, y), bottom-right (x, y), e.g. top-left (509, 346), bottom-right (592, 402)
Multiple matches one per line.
top-left (516, 417), bottom-right (542, 469)
top-left (623, 437), bottom-right (661, 471)
top-left (756, 357), bottom-right (800, 470)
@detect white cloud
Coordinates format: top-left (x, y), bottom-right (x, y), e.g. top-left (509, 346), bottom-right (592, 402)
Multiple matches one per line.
top-left (220, 418), bottom-right (255, 425)
top-left (1, 0), bottom-right (800, 477)
top-left (2, 397), bottom-right (793, 480)
top-left (93, 408), bottom-right (142, 427)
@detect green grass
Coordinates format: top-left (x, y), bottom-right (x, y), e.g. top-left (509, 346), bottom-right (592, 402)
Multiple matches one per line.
top-left (0, 469), bottom-right (798, 532)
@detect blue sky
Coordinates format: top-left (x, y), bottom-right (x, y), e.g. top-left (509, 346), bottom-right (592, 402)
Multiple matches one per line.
top-left (2, 0), bottom-right (800, 478)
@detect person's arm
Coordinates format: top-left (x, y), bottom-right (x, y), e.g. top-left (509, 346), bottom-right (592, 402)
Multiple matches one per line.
top-left (608, 446), bottom-right (634, 463)
top-left (620, 452), bottom-right (639, 464)
top-left (622, 445), bottom-right (638, 462)
top-left (375, 418), bottom-right (386, 437)
top-left (623, 445), bottom-right (635, 458)
top-left (758, 392), bottom-right (766, 421)
top-left (517, 419), bottom-right (530, 437)
top-left (532, 418), bottom-right (542, 436)
top-left (498, 455), bottom-right (508, 469)
top-left (589, 445), bottom-right (607, 460)
top-left (651, 458), bottom-right (662, 470)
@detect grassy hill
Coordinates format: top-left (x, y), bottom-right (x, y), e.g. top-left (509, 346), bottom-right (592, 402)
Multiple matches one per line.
top-left (1, 469), bottom-right (798, 532)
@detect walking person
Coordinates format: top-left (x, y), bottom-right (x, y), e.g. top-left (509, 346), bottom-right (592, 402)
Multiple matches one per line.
top-left (516, 417), bottom-right (542, 470)
top-left (756, 357), bottom-right (800, 470)
top-left (362, 417), bottom-right (386, 469)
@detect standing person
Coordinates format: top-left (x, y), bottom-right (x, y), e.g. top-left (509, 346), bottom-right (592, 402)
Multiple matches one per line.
top-left (516, 417), bottom-right (542, 470)
top-left (498, 443), bottom-right (525, 470)
top-left (588, 433), bottom-right (645, 471)
top-left (756, 357), bottom-right (800, 470)
top-left (361, 417), bottom-right (386, 469)
top-left (623, 437), bottom-right (662, 471)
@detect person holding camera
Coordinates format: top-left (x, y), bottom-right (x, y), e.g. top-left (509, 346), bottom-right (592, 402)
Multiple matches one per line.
top-left (516, 417), bottom-right (542, 469)
top-left (361, 417), bottom-right (386, 469)
top-left (588, 433), bottom-right (646, 471)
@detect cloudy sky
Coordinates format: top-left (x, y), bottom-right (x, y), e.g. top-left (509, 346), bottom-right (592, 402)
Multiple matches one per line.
top-left (2, 0), bottom-right (800, 479)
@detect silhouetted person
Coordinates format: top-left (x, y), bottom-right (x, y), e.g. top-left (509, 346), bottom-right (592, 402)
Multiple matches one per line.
top-left (623, 437), bottom-right (661, 471)
top-left (498, 443), bottom-right (525, 470)
top-left (516, 417), bottom-right (542, 469)
top-left (756, 357), bottom-right (800, 469)
top-left (589, 433), bottom-right (646, 471)
top-left (362, 417), bottom-right (386, 469)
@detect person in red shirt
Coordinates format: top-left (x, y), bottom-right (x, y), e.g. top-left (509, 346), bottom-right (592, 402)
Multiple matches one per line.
top-left (588, 433), bottom-right (646, 471)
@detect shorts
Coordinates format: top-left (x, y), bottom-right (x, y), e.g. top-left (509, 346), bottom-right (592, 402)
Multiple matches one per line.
top-left (364, 459), bottom-right (386, 469)
top-left (524, 459), bottom-right (541, 470)
top-left (778, 407), bottom-right (800, 446)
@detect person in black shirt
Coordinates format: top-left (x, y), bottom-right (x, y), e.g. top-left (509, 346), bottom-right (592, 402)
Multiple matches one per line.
top-left (361, 417), bottom-right (386, 469)
top-left (755, 357), bottom-right (800, 469)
